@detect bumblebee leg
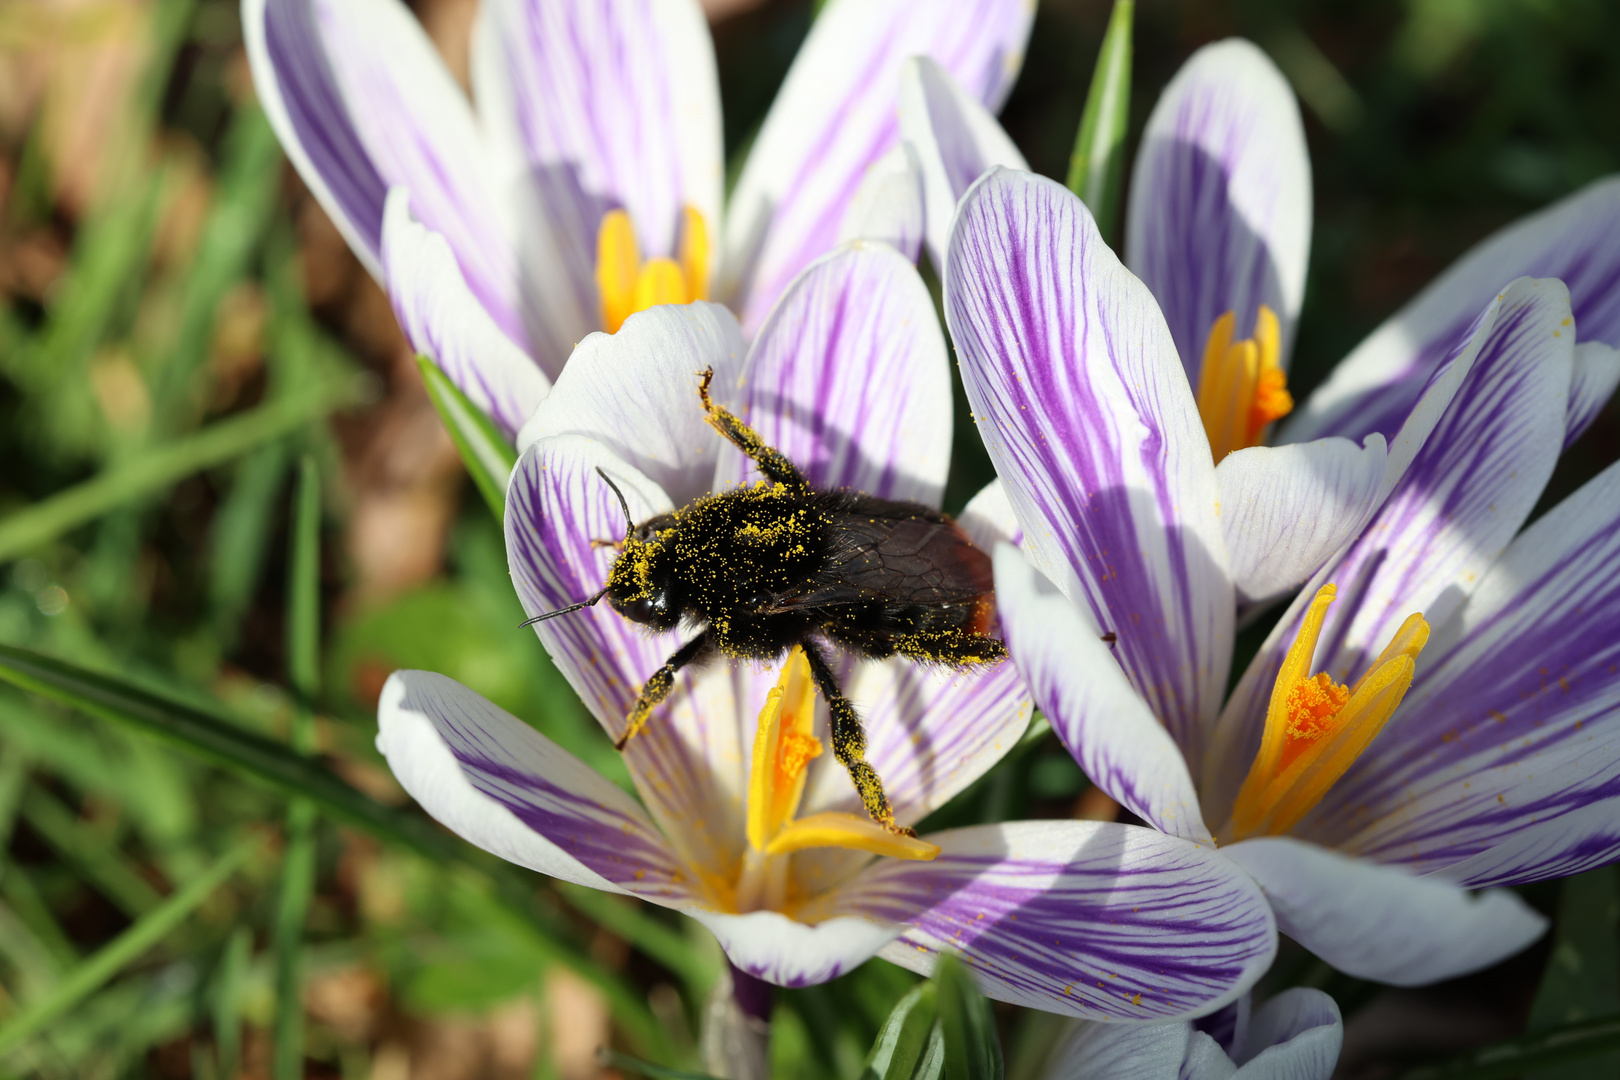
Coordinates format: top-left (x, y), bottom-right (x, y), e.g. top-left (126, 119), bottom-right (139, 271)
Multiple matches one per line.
top-left (893, 626), bottom-right (1008, 667)
top-left (616, 632), bottom-right (710, 751)
top-left (800, 641), bottom-right (912, 836)
top-left (697, 366), bottom-right (807, 491)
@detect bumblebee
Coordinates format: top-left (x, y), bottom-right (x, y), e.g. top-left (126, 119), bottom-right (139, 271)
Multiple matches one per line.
top-left (528, 368), bottom-right (1006, 834)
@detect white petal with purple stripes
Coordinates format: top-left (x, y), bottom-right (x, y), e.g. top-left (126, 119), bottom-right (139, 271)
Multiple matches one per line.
top-left (1223, 838), bottom-right (1545, 986)
top-left (1215, 435), bottom-right (1387, 604)
top-left (377, 670), bottom-right (695, 904)
top-left (690, 908), bottom-right (904, 989)
top-left (382, 190), bottom-right (549, 438)
top-left (837, 144), bottom-right (926, 263)
top-left (995, 546), bottom-right (1211, 844)
top-left (1304, 459), bottom-right (1620, 884)
top-left (948, 168), bottom-right (1232, 771)
top-left (714, 242), bottom-right (952, 506)
top-left (1566, 340), bottom-right (1620, 448)
top-left (1233, 988), bottom-right (1342, 1080)
top-left (721, 0), bottom-right (1034, 333)
top-left (900, 56), bottom-right (1028, 270)
top-left (1126, 39), bottom-right (1312, 380)
top-left (830, 821), bottom-right (1275, 1021)
top-left (519, 302), bottom-right (746, 505)
top-left (1042, 1020), bottom-right (1194, 1079)
top-left (1288, 175), bottom-right (1620, 444)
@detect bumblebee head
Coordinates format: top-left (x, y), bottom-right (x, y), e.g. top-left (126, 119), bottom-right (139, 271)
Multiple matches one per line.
top-left (604, 534), bottom-right (681, 630)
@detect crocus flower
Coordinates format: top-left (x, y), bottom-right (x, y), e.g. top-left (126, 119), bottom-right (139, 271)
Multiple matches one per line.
top-left (902, 39), bottom-right (1620, 604)
top-left (945, 162), bottom-right (1620, 986)
top-left (244, 0), bottom-right (1033, 435)
top-left (1046, 989), bottom-right (1342, 1080)
top-left (375, 239), bottom-right (1279, 1017)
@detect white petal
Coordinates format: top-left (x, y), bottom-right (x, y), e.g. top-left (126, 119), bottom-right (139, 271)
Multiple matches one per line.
top-left (1567, 340), bottom-right (1620, 448)
top-left (1042, 1021), bottom-right (1195, 1080)
top-left (382, 189), bottom-right (550, 437)
top-left (1287, 175), bottom-right (1620, 444)
top-left (836, 144), bottom-right (927, 263)
top-left (900, 56), bottom-right (1028, 271)
top-left (376, 670), bottom-right (695, 903)
top-left (995, 546), bottom-right (1212, 844)
top-left (688, 908), bottom-right (903, 989)
top-left (1126, 39), bottom-right (1312, 377)
top-left (959, 479), bottom-right (1022, 551)
top-left (1233, 988), bottom-right (1341, 1080)
top-left (1223, 837), bottom-right (1546, 986)
top-left (517, 302), bottom-right (747, 506)
top-left (1215, 435), bottom-right (1387, 604)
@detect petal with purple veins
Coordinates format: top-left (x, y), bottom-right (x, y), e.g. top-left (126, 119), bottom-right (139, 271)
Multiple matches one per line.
top-left (688, 908), bottom-right (904, 989)
top-left (721, 0), bottom-right (1034, 334)
top-left (1126, 39), bottom-right (1312, 380)
top-left (995, 546), bottom-right (1212, 844)
top-left (1041, 1020), bottom-right (1195, 1080)
top-left (382, 190), bottom-right (550, 438)
top-left (715, 243), bottom-right (952, 506)
top-left (377, 670), bottom-right (697, 904)
top-left (1233, 988), bottom-right (1342, 1080)
top-left (1567, 341), bottom-right (1620, 448)
top-left (1223, 837), bottom-right (1544, 986)
top-left (811, 821), bottom-right (1276, 1022)
top-left (947, 167), bottom-right (1232, 770)
top-left (1287, 175), bottom-right (1620, 444)
top-left (900, 56), bottom-right (1028, 271)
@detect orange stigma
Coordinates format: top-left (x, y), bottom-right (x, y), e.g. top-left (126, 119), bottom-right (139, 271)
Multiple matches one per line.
top-left (595, 206), bottom-right (710, 333)
top-left (1224, 584), bottom-right (1428, 841)
top-left (1196, 305), bottom-right (1294, 463)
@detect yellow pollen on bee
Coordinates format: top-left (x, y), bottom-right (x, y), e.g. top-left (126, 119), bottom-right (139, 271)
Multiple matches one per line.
top-left (1196, 305), bottom-right (1294, 463)
top-left (1224, 584), bottom-right (1429, 841)
top-left (595, 207), bottom-right (711, 333)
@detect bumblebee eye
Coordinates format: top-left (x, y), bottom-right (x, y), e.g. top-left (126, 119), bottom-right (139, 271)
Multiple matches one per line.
top-left (743, 591), bottom-right (771, 611)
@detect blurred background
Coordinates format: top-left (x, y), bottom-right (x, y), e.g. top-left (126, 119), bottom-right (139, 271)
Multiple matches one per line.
top-left (0, 0), bottom-right (1617, 1076)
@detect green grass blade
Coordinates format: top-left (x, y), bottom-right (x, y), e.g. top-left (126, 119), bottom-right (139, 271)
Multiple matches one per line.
top-left (1394, 1013), bottom-right (1620, 1080)
top-left (209, 441), bottom-right (291, 643)
top-left (19, 785), bottom-right (163, 917)
top-left (417, 354), bottom-right (518, 520)
top-left (598, 1050), bottom-right (723, 1080)
top-left (273, 457), bottom-right (322, 1080)
top-left (0, 836), bottom-right (259, 1057)
top-left (0, 383), bottom-right (363, 563)
top-left (1065, 0), bottom-right (1134, 243)
top-left (211, 926), bottom-right (252, 1080)
top-left (860, 982), bottom-right (938, 1080)
top-left (933, 954), bottom-right (1003, 1080)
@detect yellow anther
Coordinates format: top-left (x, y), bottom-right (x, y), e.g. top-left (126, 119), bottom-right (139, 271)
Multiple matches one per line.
top-left (1196, 304), bottom-right (1294, 463)
top-left (766, 811), bottom-right (940, 860)
top-left (594, 207), bottom-right (711, 333)
top-left (1225, 585), bottom-right (1429, 841)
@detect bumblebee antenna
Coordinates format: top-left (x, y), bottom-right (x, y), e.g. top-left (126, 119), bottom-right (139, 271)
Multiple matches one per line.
top-left (595, 467), bottom-right (634, 539)
top-left (519, 585), bottom-right (608, 628)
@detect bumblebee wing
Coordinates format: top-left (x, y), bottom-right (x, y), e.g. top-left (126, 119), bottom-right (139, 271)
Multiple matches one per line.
top-left (765, 511), bottom-right (992, 612)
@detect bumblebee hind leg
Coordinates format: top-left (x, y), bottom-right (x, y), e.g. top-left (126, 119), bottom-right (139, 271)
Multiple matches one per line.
top-left (697, 366), bottom-right (807, 491)
top-left (800, 640), bottom-right (911, 836)
top-left (616, 632), bottom-right (710, 751)
top-left (894, 626), bottom-right (1008, 668)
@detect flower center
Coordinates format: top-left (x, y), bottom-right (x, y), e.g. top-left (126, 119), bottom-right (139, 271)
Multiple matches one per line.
top-left (1223, 584), bottom-right (1429, 842)
top-left (735, 648), bottom-right (937, 913)
top-left (1195, 305), bottom-right (1294, 463)
top-left (595, 207), bottom-right (710, 333)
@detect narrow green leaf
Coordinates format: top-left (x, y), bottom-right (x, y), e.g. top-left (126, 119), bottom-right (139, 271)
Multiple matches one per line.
top-left (1394, 1013), bottom-right (1620, 1080)
top-left (273, 457), bottom-right (322, 1080)
top-left (0, 836), bottom-right (259, 1057)
top-left (1065, 0), bottom-right (1134, 243)
top-left (597, 1050), bottom-right (723, 1080)
top-left (1527, 868), bottom-right (1620, 1080)
top-left (0, 383), bottom-right (363, 563)
top-left (860, 981), bottom-right (939, 1080)
top-left (417, 354), bottom-right (518, 520)
top-left (20, 785), bottom-right (163, 917)
top-left (211, 926), bottom-right (252, 1080)
top-left (209, 441), bottom-right (291, 644)
top-left (933, 954), bottom-right (1003, 1080)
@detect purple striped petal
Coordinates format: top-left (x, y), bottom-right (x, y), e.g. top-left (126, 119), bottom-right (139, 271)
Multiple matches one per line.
top-left (245, 0), bottom-right (387, 274)
top-left (1043, 1022), bottom-right (1196, 1080)
top-left (814, 821), bottom-right (1275, 1021)
top-left (1223, 838), bottom-right (1545, 986)
top-left (995, 546), bottom-right (1212, 844)
top-left (377, 670), bottom-right (695, 904)
top-left (714, 243), bottom-right (952, 506)
top-left (506, 436), bottom-right (774, 881)
top-left (1567, 341), bottom-right (1620, 448)
top-left (382, 190), bottom-right (549, 437)
top-left (1436, 799), bottom-right (1620, 890)
top-left (947, 168), bottom-right (1232, 771)
top-left (836, 145), bottom-right (926, 263)
top-left (689, 908), bottom-right (903, 989)
top-left (1126, 39), bottom-right (1312, 380)
top-left (471, 0), bottom-right (722, 268)
top-left (722, 0), bottom-right (1034, 335)
top-left (251, 0), bottom-right (530, 351)
top-left (1210, 278), bottom-right (1574, 809)
top-left (1215, 435), bottom-right (1387, 604)
top-left (1234, 988), bottom-right (1342, 1080)
top-left (519, 301), bottom-right (747, 506)
top-left (1288, 175), bottom-right (1620, 444)
top-left (900, 56), bottom-right (1028, 271)
top-left (1299, 458), bottom-right (1620, 886)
